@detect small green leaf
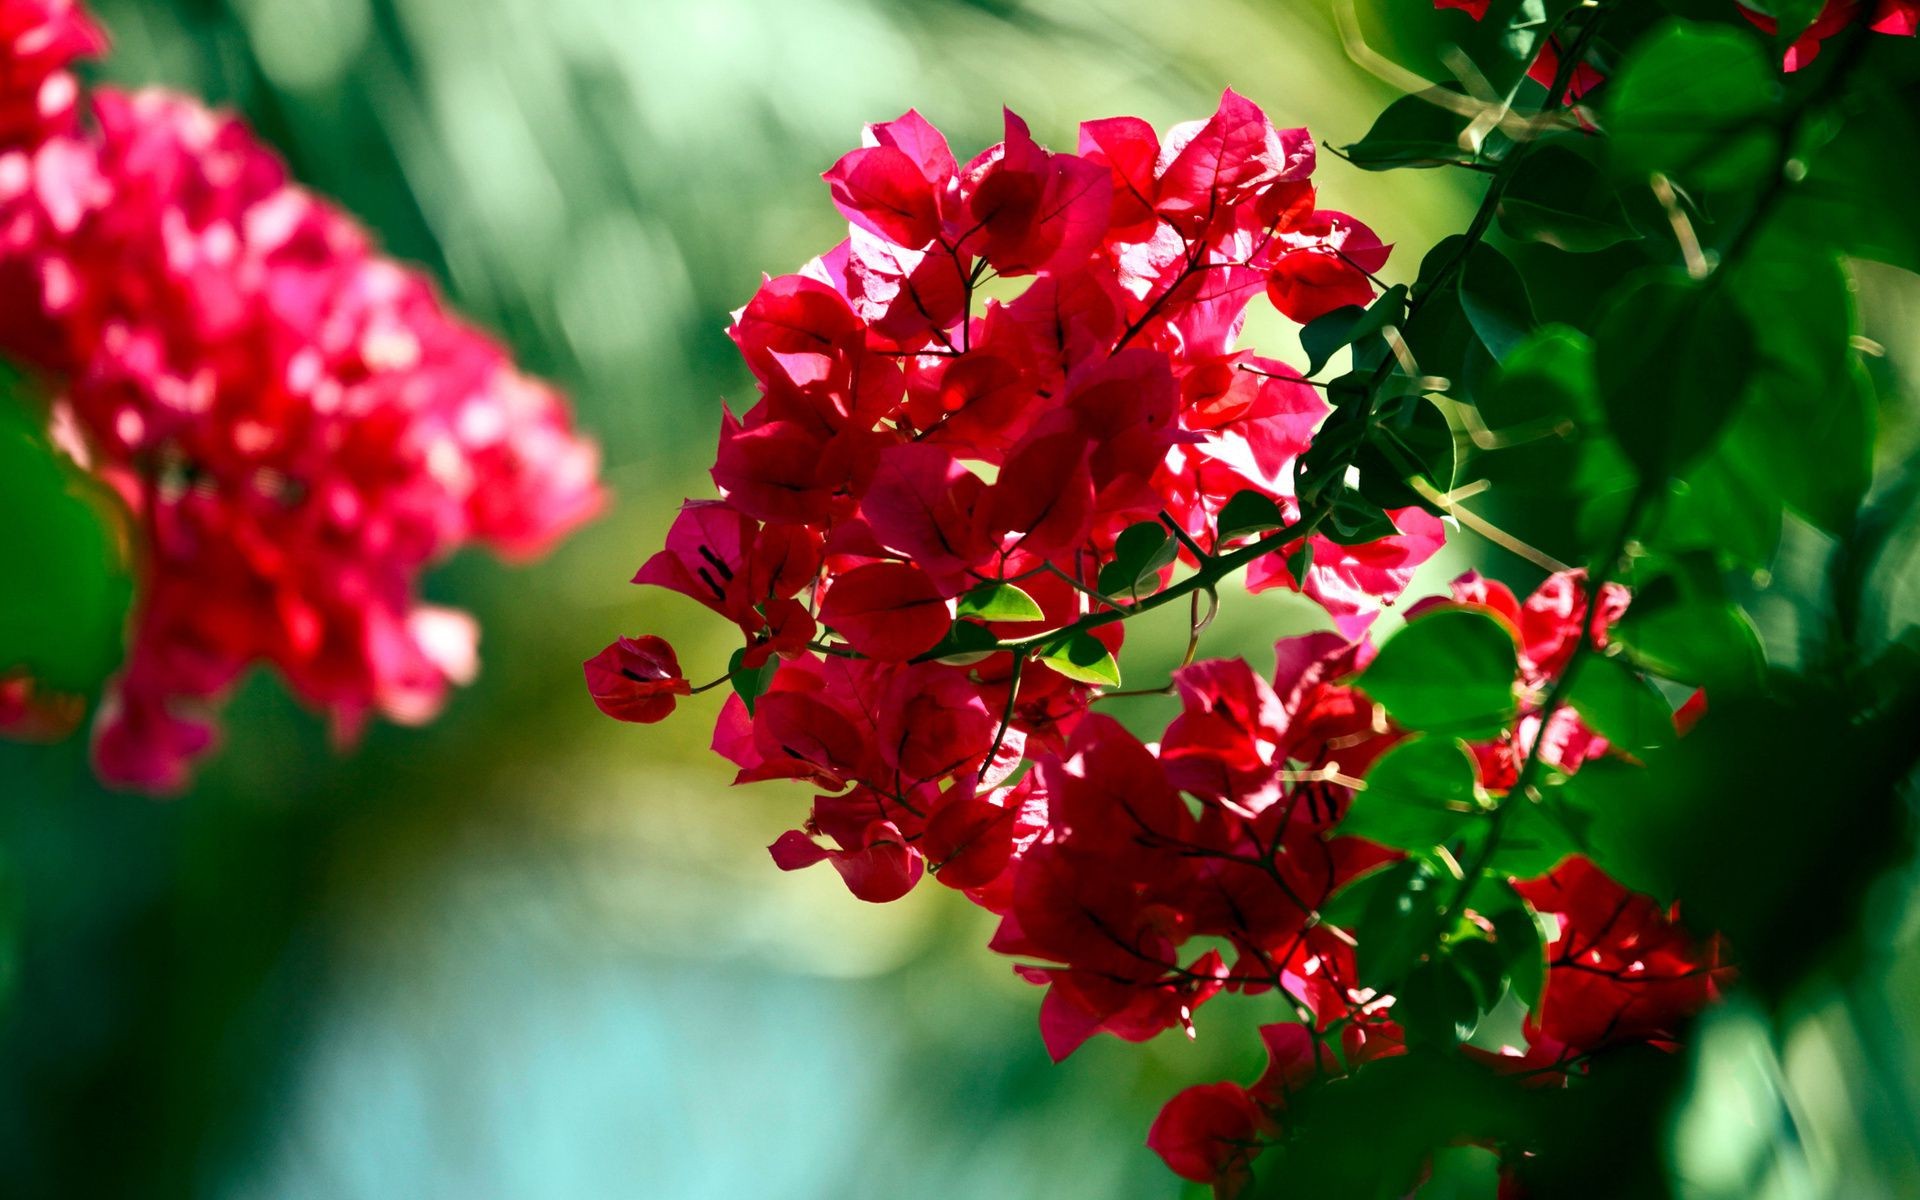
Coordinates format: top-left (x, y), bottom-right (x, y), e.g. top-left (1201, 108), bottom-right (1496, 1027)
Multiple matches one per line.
top-left (1498, 145), bottom-right (1641, 252)
top-left (1096, 521), bottom-right (1177, 598)
top-left (1399, 956), bottom-right (1482, 1048)
top-left (1595, 270), bottom-right (1755, 481)
top-left (1344, 734), bottom-right (1481, 850)
top-left (1458, 243), bottom-right (1535, 362)
top-left (726, 648), bottom-right (778, 715)
top-left (1355, 394), bottom-right (1457, 513)
top-left (1300, 284), bottom-right (1409, 377)
top-left (1038, 631), bottom-right (1121, 687)
top-left (1613, 564), bottom-right (1765, 692)
top-left (1216, 489), bottom-right (1287, 542)
top-left (927, 620), bottom-right (1004, 666)
top-left (955, 581), bottom-right (1045, 622)
top-left (1340, 93), bottom-right (1476, 171)
top-left (1357, 609), bottom-right (1520, 738)
top-left (1565, 653), bottom-right (1674, 755)
top-left (1475, 877), bottom-right (1548, 1012)
top-left (1448, 936), bottom-right (1510, 1014)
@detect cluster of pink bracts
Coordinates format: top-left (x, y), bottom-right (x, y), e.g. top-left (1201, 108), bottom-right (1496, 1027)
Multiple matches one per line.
top-left (0, 0), bottom-right (600, 791)
top-left (590, 96), bottom-right (1727, 1193)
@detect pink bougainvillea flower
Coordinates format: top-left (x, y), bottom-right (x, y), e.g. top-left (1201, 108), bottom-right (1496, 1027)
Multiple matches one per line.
top-left (583, 636), bottom-right (691, 724)
top-left (0, 5), bottom-right (601, 792)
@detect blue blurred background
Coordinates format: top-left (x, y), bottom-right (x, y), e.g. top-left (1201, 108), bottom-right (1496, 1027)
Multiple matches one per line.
top-left (3, 1), bottom-right (1918, 1197)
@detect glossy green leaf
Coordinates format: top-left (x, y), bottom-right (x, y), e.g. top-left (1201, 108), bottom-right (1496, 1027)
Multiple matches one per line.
top-left (1340, 92), bottom-right (1477, 171)
top-left (1565, 652), bottom-right (1675, 755)
top-left (1096, 521), bottom-right (1176, 598)
top-left (1216, 489), bottom-right (1286, 542)
top-left (1037, 631), bottom-right (1121, 687)
top-left (1344, 734), bottom-right (1481, 849)
top-left (1357, 609), bottom-right (1520, 738)
top-left (954, 581), bottom-right (1044, 623)
top-left (726, 647), bottom-right (779, 715)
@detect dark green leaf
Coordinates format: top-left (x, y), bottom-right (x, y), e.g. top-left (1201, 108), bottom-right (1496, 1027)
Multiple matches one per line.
top-left (1605, 21), bottom-right (1780, 191)
top-left (1399, 956), bottom-right (1482, 1048)
top-left (1476, 877), bottom-right (1549, 1012)
top-left (1356, 394), bottom-right (1457, 513)
top-left (1565, 652), bottom-right (1675, 755)
top-left (1300, 284), bottom-right (1410, 377)
top-left (1217, 489), bottom-right (1287, 542)
top-left (1340, 92), bottom-right (1477, 171)
top-left (1499, 144), bottom-right (1642, 252)
top-left (1613, 560), bottom-right (1765, 691)
top-left (1357, 609), bottom-right (1520, 738)
top-left (1594, 270), bottom-right (1755, 480)
top-left (1458, 243), bottom-right (1535, 362)
top-left (927, 620), bottom-right (1003, 666)
top-left (1350, 858), bottom-right (1447, 985)
top-left (1096, 521), bottom-right (1176, 598)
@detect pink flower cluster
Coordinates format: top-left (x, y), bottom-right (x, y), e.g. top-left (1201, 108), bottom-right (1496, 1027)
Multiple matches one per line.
top-left (0, 0), bottom-right (600, 791)
top-left (590, 96), bottom-right (1726, 1189)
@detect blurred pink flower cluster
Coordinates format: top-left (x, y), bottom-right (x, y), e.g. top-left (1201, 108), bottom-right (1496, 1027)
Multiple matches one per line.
top-left (0, 0), bottom-right (600, 791)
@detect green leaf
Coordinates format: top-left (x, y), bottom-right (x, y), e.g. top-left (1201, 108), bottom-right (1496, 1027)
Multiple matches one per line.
top-left (1594, 270), bottom-right (1755, 481)
top-left (1458, 243), bottom-right (1535, 362)
top-left (1498, 144), bottom-right (1641, 252)
top-left (1565, 652), bottom-right (1675, 755)
top-left (1605, 21), bottom-right (1780, 192)
top-left (955, 581), bottom-right (1045, 622)
top-left (1449, 936), bottom-right (1510, 1014)
top-left (1356, 394), bottom-right (1457, 513)
top-left (1613, 559), bottom-right (1765, 691)
top-left (1745, 0), bottom-right (1826, 45)
top-left (726, 648), bottom-right (778, 715)
top-left (1399, 956), bottom-right (1482, 1048)
top-left (1481, 797), bottom-right (1581, 878)
top-left (1037, 631), bottom-right (1121, 687)
top-left (1722, 241), bottom-right (1867, 534)
top-left (1357, 609), bottom-right (1520, 739)
top-left (1300, 284), bottom-right (1409, 377)
top-left (1350, 858), bottom-right (1447, 985)
top-left (1475, 877), bottom-right (1548, 1012)
top-left (1216, 489), bottom-right (1287, 542)
top-left (1096, 521), bottom-right (1176, 598)
top-left (927, 620), bottom-right (1003, 666)
top-left (0, 389), bottom-right (132, 693)
top-left (1340, 92), bottom-right (1476, 171)
top-left (1344, 734), bottom-right (1481, 850)
top-left (1466, 326), bottom-right (1641, 565)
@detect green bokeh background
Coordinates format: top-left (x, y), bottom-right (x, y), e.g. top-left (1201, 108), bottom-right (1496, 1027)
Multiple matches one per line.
top-left (1, 1), bottom-right (1917, 1196)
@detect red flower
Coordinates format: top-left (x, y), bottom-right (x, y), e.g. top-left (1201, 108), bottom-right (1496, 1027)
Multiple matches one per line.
top-left (582, 636), bottom-right (690, 724)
